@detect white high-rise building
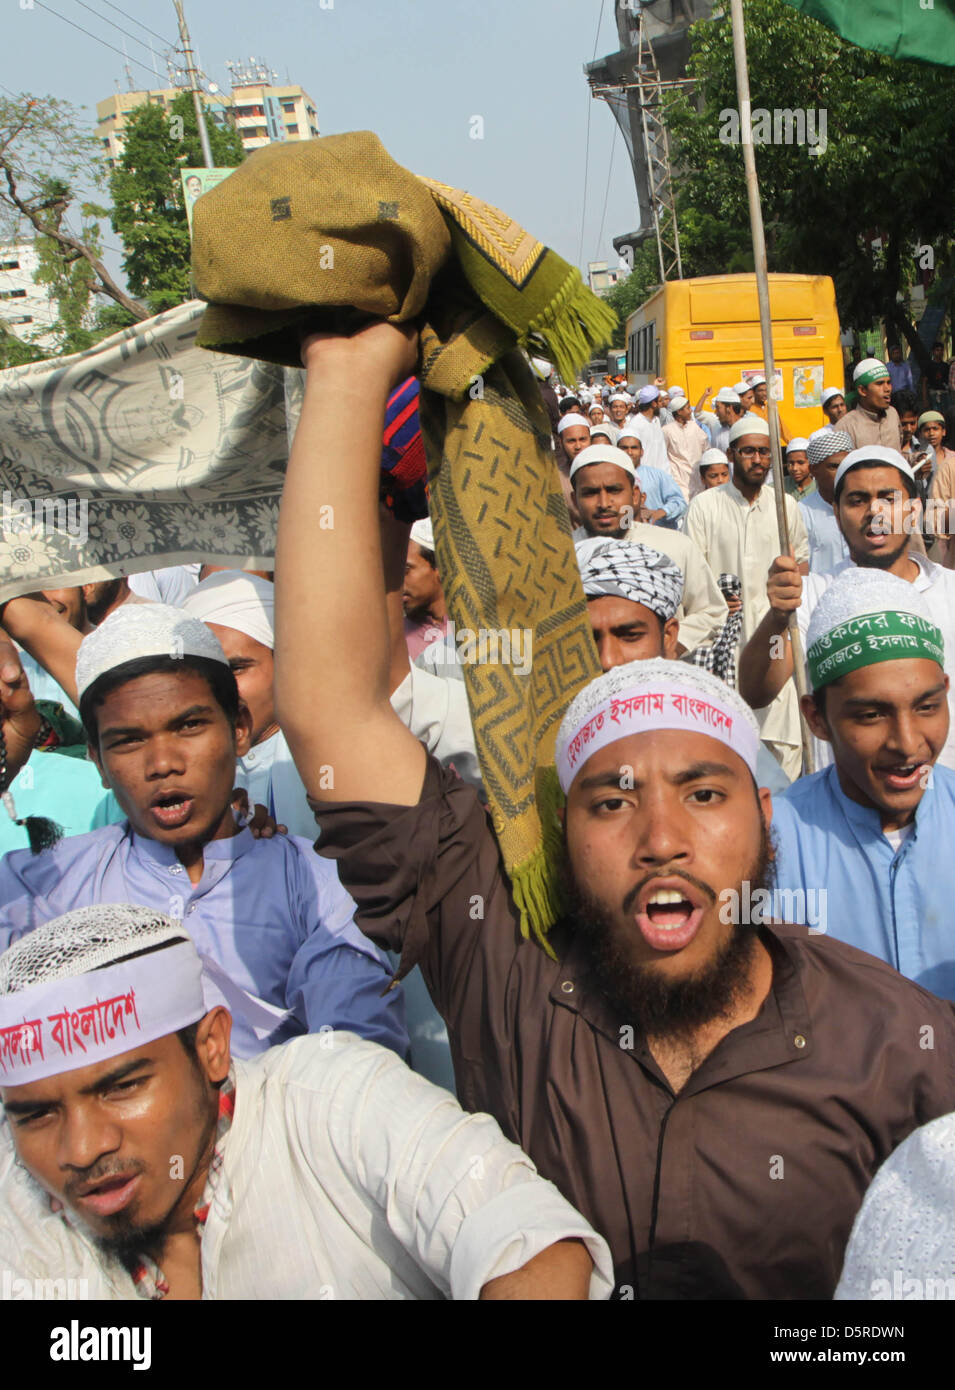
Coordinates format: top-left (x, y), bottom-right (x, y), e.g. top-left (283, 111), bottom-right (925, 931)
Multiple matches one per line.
top-left (0, 243), bottom-right (59, 350)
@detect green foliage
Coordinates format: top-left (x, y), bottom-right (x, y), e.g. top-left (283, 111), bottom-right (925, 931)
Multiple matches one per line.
top-left (110, 92), bottom-right (243, 314)
top-left (30, 194), bottom-right (112, 355)
top-left (666, 0), bottom-right (955, 353)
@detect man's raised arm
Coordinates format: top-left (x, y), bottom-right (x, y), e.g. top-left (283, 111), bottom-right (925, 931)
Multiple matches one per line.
top-left (737, 554), bottom-right (802, 709)
top-left (274, 322), bottom-right (427, 806)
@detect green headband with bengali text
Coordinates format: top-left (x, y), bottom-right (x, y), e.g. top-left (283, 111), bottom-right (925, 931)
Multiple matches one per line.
top-left (808, 610), bottom-right (944, 690)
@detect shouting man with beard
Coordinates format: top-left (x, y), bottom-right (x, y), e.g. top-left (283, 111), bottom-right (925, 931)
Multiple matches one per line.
top-left (273, 318), bottom-right (955, 1299)
top-left (739, 445), bottom-right (955, 773)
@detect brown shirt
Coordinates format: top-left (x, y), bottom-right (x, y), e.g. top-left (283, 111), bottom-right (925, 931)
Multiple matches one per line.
top-left (841, 402), bottom-right (902, 452)
top-left (310, 756), bottom-right (955, 1300)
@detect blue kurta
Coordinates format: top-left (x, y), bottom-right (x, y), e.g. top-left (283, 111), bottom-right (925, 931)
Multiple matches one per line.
top-left (771, 763), bottom-right (955, 1000)
top-left (0, 824), bottom-right (408, 1060)
top-left (798, 490), bottom-right (849, 575)
top-left (635, 464), bottom-right (688, 528)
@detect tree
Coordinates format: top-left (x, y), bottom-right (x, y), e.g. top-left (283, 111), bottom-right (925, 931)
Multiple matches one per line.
top-left (666, 0), bottom-right (955, 364)
top-left (0, 93), bottom-right (147, 325)
top-left (110, 92), bottom-right (243, 314)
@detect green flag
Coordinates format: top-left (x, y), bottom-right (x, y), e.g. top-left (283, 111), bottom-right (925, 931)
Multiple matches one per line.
top-left (779, 0), bottom-right (955, 67)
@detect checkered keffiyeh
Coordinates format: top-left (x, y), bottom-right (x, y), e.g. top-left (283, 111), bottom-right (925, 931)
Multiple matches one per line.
top-left (807, 429), bottom-right (853, 469)
top-left (687, 573), bottom-right (744, 687)
top-left (129, 1068), bottom-right (236, 1300)
top-left (575, 537), bottom-right (683, 621)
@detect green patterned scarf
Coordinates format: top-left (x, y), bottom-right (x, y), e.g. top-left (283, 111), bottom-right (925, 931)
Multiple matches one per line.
top-left (191, 131), bottom-right (612, 942)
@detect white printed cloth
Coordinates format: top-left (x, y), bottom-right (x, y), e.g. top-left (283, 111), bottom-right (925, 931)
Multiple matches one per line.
top-left (0, 301), bottom-right (293, 602)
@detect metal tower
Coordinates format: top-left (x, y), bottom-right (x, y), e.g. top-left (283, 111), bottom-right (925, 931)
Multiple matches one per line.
top-left (586, 1), bottom-right (710, 282)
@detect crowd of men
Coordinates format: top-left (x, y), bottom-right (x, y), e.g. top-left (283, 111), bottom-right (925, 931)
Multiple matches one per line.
top-left (2, 326), bottom-right (955, 1303)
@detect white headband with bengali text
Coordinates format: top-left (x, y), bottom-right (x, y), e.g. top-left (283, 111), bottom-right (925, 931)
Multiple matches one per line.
top-left (0, 942), bottom-right (206, 1086)
top-left (557, 679), bottom-right (760, 793)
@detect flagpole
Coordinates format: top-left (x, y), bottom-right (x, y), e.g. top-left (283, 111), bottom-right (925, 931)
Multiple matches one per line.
top-left (729, 0), bottom-right (813, 774)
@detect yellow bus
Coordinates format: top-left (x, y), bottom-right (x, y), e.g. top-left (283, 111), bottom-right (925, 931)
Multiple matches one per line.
top-left (625, 273), bottom-right (844, 439)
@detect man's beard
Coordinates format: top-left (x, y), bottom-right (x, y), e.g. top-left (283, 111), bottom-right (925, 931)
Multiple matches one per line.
top-left (565, 823), bottom-right (775, 1044)
top-left (85, 579), bottom-right (125, 625)
top-left (848, 535), bottom-right (909, 570)
top-left (587, 515), bottom-right (629, 538)
top-left (80, 1076), bottom-right (218, 1270)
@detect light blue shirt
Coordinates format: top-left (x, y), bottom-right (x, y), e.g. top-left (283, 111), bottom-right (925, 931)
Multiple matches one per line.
top-left (771, 762), bottom-right (955, 999)
top-left (0, 751), bottom-right (121, 855)
top-left (799, 490), bottom-right (849, 574)
top-left (635, 463), bottom-right (688, 527)
top-left (0, 824), bottom-right (408, 1060)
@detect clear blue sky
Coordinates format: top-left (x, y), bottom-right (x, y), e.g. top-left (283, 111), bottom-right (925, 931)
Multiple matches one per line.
top-left (7, 0), bottom-right (641, 280)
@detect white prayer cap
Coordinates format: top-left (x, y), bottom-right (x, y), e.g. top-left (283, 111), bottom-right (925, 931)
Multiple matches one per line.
top-left (554, 658), bottom-right (760, 793)
top-left (821, 386), bottom-right (845, 405)
top-left (637, 385), bottom-right (661, 406)
top-left (806, 567), bottom-right (943, 691)
top-left (853, 357), bottom-right (890, 384)
top-left (733, 379), bottom-right (753, 394)
top-left (667, 385), bottom-right (684, 398)
top-left (748, 374), bottom-right (767, 387)
top-left (588, 401), bottom-right (606, 415)
top-left (0, 904), bottom-right (206, 1085)
top-left (409, 517), bottom-right (435, 551)
top-left (182, 570), bottom-right (275, 651)
top-left (589, 421), bottom-right (619, 445)
top-left (713, 387), bottom-right (741, 405)
top-left (568, 443), bottom-right (636, 482)
top-left (76, 602), bottom-right (228, 701)
top-left (609, 393), bottom-right (631, 405)
top-left (786, 438), bottom-right (810, 453)
top-left (807, 567), bottom-right (934, 652)
top-left (728, 414), bottom-right (771, 444)
top-left (669, 395), bottom-right (689, 411)
top-left (557, 413), bottom-right (591, 434)
top-left (700, 448), bottom-right (729, 468)
top-left (834, 445), bottom-right (917, 500)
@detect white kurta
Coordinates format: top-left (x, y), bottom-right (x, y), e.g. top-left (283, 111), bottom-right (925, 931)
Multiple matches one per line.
top-left (0, 1034), bottom-right (614, 1301)
top-left (626, 411), bottom-right (669, 473)
top-left (685, 482), bottom-right (809, 765)
top-left (662, 418), bottom-right (709, 500)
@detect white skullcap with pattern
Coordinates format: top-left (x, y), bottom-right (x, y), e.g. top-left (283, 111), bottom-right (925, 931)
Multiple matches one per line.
top-left (76, 602), bottom-right (228, 700)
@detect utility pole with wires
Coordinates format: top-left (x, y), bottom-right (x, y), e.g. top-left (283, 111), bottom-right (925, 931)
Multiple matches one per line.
top-left (729, 0), bottom-right (813, 772)
top-left (173, 0), bottom-right (213, 169)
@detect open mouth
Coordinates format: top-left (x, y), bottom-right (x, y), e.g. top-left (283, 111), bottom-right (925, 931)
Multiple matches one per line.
top-left (73, 1173), bottom-right (141, 1218)
top-left (635, 884), bottom-right (705, 953)
top-left (876, 763), bottom-right (926, 792)
top-left (149, 791), bottom-right (194, 829)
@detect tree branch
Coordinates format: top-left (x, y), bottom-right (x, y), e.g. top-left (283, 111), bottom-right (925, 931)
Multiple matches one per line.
top-left (1, 162), bottom-right (148, 322)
